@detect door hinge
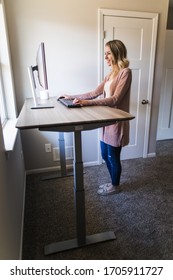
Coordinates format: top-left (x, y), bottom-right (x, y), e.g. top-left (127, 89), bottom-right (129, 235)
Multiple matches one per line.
top-left (103, 30), bottom-right (106, 39)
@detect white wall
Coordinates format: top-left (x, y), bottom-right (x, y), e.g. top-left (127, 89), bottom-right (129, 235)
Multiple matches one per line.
top-left (0, 128), bottom-right (25, 259)
top-left (4, 0), bottom-right (169, 171)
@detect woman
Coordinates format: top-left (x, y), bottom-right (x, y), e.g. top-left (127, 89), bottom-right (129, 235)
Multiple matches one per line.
top-left (61, 39), bottom-right (132, 195)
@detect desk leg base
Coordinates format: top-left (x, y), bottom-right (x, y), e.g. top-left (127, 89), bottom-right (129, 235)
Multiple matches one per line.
top-left (42, 171), bottom-right (73, 181)
top-left (44, 231), bottom-right (116, 255)
top-left (42, 171), bottom-right (85, 181)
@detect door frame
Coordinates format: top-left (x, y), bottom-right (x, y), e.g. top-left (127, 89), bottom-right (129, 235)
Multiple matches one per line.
top-left (98, 9), bottom-right (159, 158)
top-left (157, 30), bottom-right (173, 140)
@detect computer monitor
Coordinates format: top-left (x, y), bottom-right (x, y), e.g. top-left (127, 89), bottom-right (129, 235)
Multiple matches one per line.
top-left (28, 42), bottom-right (54, 109)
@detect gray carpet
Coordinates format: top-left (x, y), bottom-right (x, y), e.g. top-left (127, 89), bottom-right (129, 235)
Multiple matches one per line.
top-left (22, 140), bottom-right (173, 260)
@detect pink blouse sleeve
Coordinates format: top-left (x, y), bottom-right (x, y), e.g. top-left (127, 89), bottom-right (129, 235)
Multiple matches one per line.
top-left (70, 79), bottom-right (106, 100)
top-left (88, 68), bottom-right (132, 106)
top-left (70, 68), bottom-right (132, 107)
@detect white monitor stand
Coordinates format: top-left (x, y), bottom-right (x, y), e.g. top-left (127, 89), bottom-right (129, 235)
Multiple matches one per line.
top-left (28, 66), bottom-right (54, 109)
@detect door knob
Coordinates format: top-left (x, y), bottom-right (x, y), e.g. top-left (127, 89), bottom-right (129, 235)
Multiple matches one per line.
top-left (141, 99), bottom-right (149, 105)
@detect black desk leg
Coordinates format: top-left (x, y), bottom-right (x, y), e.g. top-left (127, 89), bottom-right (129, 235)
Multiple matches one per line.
top-left (73, 130), bottom-right (86, 245)
top-left (44, 130), bottom-right (116, 255)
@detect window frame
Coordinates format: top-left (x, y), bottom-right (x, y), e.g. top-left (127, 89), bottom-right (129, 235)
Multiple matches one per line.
top-left (0, 63), bottom-right (7, 127)
top-left (0, 0), bottom-right (18, 152)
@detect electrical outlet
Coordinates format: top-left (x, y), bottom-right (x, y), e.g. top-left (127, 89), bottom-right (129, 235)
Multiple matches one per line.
top-left (45, 143), bottom-right (52, 153)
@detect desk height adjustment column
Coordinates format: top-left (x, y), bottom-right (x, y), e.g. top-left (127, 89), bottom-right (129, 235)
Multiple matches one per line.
top-left (73, 130), bottom-right (86, 246)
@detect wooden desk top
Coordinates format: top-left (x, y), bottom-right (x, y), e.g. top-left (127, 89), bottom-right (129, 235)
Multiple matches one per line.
top-left (16, 98), bottom-right (135, 132)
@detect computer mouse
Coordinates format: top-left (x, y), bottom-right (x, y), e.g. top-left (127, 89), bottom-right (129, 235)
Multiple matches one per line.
top-left (57, 96), bottom-right (65, 100)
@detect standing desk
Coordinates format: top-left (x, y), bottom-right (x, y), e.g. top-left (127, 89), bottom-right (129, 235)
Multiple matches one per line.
top-left (16, 97), bottom-right (134, 255)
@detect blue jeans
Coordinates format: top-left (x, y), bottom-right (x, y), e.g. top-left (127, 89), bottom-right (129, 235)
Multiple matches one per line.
top-left (100, 141), bottom-right (122, 186)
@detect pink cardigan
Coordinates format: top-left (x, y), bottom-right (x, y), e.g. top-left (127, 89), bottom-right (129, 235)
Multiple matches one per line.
top-left (72, 68), bottom-right (132, 147)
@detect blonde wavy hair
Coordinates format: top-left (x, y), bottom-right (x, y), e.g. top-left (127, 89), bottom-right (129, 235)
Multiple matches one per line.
top-left (105, 39), bottom-right (129, 70)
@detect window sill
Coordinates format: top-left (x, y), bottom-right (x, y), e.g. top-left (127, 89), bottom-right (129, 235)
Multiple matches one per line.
top-left (3, 118), bottom-right (18, 152)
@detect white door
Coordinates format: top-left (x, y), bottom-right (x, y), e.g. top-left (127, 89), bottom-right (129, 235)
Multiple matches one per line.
top-left (99, 10), bottom-right (158, 159)
top-left (157, 30), bottom-right (173, 140)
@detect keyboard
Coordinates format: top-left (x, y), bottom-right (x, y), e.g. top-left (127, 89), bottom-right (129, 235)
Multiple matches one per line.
top-left (58, 98), bottom-right (81, 108)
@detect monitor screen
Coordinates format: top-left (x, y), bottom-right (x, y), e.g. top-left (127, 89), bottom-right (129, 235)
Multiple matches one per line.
top-left (36, 42), bottom-right (48, 90)
top-left (28, 42), bottom-right (54, 109)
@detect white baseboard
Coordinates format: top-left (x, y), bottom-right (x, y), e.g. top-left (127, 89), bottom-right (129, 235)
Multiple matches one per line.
top-left (83, 161), bottom-right (99, 167)
top-left (147, 152), bottom-right (156, 158)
